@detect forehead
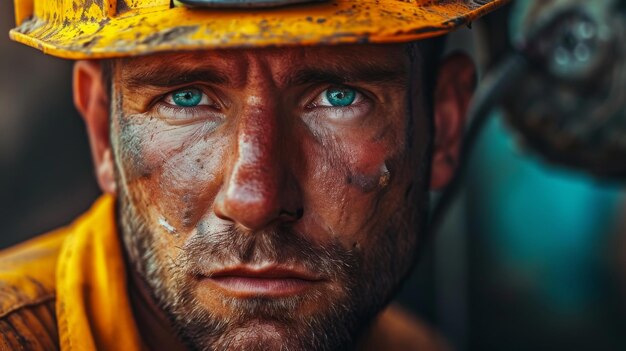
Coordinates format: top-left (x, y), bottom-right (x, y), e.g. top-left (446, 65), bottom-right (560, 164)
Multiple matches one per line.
top-left (115, 44), bottom-right (411, 87)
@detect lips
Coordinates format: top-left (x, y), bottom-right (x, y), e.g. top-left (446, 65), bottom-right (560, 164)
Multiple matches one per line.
top-left (201, 265), bottom-right (323, 298)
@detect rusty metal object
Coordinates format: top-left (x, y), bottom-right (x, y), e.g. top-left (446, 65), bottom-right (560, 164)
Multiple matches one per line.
top-left (501, 0), bottom-right (626, 177)
top-left (10, 0), bottom-right (508, 59)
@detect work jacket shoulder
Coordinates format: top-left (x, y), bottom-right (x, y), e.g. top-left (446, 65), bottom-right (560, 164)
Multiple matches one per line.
top-left (366, 304), bottom-right (450, 351)
top-left (0, 227), bottom-right (69, 350)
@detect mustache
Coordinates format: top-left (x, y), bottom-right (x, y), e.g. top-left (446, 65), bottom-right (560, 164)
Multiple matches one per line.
top-left (179, 224), bottom-right (359, 279)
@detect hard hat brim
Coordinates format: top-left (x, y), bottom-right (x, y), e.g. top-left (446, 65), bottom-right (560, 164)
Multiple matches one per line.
top-left (10, 0), bottom-right (508, 60)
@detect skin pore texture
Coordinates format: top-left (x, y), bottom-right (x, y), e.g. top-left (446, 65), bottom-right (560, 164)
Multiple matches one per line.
top-left (73, 43), bottom-right (473, 351)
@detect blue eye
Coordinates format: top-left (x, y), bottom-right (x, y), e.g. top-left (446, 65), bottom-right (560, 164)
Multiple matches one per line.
top-left (325, 88), bottom-right (356, 107)
top-left (172, 88), bottom-right (203, 107)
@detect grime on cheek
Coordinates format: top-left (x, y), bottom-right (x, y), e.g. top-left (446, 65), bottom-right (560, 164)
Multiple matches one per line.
top-left (346, 162), bottom-right (391, 192)
top-left (117, 118), bottom-right (154, 179)
top-left (113, 79), bottom-right (212, 241)
top-left (158, 216), bottom-right (178, 237)
top-left (342, 135), bottom-right (397, 194)
top-left (305, 131), bottom-right (398, 245)
top-left (113, 85), bottom-right (157, 181)
top-left (332, 118), bottom-right (400, 194)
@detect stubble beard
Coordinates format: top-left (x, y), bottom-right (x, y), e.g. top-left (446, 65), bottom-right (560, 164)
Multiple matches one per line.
top-left (116, 181), bottom-right (423, 351)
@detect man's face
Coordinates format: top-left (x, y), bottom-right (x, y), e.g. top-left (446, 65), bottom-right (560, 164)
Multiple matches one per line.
top-left (109, 44), bottom-right (432, 351)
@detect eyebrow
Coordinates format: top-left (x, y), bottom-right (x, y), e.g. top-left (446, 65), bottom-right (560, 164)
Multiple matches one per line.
top-left (120, 61), bottom-right (407, 89)
top-left (287, 64), bottom-right (408, 87)
top-left (122, 67), bottom-right (230, 88)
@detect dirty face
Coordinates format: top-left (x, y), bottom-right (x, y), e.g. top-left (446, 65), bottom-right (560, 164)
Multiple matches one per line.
top-left (111, 44), bottom-right (432, 351)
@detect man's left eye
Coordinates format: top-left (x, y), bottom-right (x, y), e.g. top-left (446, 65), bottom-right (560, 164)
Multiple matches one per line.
top-left (164, 88), bottom-right (212, 107)
top-left (312, 87), bottom-right (362, 108)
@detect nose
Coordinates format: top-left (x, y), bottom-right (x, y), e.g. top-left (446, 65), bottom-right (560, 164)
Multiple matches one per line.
top-left (214, 101), bottom-right (302, 230)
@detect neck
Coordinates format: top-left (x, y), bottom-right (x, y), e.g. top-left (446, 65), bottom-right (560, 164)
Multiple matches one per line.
top-left (127, 261), bottom-right (189, 351)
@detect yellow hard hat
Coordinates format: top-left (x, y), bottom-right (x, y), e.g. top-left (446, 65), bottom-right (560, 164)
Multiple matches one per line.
top-left (10, 0), bottom-right (508, 60)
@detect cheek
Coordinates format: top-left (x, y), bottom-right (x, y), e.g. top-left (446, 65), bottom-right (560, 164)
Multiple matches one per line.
top-left (117, 116), bottom-right (227, 232)
top-left (343, 134), bottom-right (393, 192)
top-left (298, 124), bottom-right (404, 245)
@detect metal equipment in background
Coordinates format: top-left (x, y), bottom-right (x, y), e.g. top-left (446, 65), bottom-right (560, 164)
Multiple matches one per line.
top-left (430, 0), bottom-right (625, 233)
top-left (503, 0), bottom-right (626, 178)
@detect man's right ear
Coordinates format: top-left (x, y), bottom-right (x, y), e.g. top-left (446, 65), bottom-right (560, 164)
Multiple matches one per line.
top-left (73, 60), bottom-right (116, 195)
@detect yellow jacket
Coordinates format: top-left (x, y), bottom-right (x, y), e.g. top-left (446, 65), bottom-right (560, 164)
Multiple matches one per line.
top-left (0, 195), bottom-right (447, 351)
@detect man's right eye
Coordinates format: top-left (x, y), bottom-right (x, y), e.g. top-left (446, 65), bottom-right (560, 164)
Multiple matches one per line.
top-left (154, 87), bottom-right (225, 125)
top-left (164, 88), bottom-right (212, 107)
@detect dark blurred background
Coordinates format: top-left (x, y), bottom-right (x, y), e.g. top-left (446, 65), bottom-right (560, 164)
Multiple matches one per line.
top-left (1, 5), bottom-right (99, 247)
top-left (2, 1), bottom-right (626, 350)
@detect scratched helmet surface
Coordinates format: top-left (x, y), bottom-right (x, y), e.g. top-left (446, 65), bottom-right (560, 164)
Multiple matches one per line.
top-left (10, 0), bottom-right (507, 59)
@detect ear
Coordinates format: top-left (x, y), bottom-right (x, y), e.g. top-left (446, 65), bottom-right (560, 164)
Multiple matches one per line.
top-left (430, 52), bottom-right (476, 190)
top-left (73, 60), bottom-right (116, 195)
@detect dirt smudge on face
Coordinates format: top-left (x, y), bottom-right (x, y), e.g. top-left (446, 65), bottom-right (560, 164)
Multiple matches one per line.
top-left (111, 82), bottom-right (155, 180)
top-left (118, 120), bottom-right (151, 178)
top-left (159, 216), bottom-right (178, 237)
top-left (346, 163), bottom-right (391, 193)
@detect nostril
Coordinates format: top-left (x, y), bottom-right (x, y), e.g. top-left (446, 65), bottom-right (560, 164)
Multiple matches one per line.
top-left (278, 207), bottom-right (304, 221)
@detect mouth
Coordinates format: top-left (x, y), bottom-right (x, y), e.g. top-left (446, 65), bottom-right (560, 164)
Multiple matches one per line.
top-left (201, 265), bottom-right (324, 298)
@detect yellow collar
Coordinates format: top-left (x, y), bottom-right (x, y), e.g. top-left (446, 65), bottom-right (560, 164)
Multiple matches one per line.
top-left (56, 195), bottom-right (143, 351)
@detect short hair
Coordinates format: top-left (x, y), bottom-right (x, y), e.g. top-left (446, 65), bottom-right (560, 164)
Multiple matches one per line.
top-left (409, 37), bottom-right (446, 120)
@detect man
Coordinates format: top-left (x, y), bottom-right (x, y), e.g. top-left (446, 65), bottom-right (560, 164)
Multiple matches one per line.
top-left (1, 0), bottom-right (506, 350)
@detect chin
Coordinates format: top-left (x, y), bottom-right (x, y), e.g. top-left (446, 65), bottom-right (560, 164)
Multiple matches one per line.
top-left (172, 287), bottom-right (356, 351)
top-left (215, 321), bottom-right (295, 350)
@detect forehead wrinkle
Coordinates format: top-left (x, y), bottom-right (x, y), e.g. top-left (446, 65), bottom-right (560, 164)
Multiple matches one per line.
top-left (284, 45), bottom-right (410, 88)
top-left (286, 65), bottom-right (408, 88)
top-left (118, 51), bottom-right (247, 89)
top-left (121, 67), bottom-right (231, 89)
top-left (115, 45), bottom-right (411, 92)
top-left (186, 45), bottom-right (409, 88)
